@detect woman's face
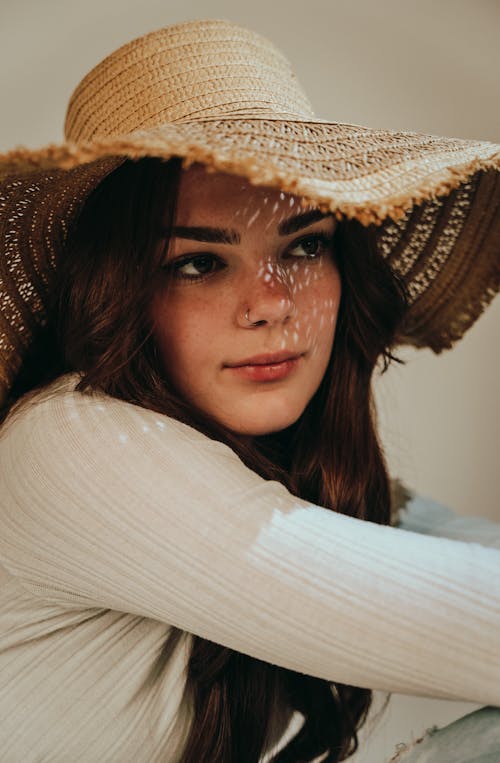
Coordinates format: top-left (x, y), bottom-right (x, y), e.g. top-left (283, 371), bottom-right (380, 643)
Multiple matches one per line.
top-left (150, 164), bottom-right (341, 436)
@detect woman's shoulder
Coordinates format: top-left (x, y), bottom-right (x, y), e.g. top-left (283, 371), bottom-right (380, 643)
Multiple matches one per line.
top-left (1, 372), bottom-right (210, 449)
top-left (0, 372), bottom-right (250, 506)
top-left (1, 372), bottom-right (81, 422)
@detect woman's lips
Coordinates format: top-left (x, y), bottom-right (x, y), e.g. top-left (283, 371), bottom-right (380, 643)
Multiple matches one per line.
top-left (225, 353), bottom-right (303, 382)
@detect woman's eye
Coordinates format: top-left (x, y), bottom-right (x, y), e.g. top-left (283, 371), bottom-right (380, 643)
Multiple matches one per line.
top-left (166, 253), bottom-right (224, 280)
top-left (286, 234), bottom-right (334, 260)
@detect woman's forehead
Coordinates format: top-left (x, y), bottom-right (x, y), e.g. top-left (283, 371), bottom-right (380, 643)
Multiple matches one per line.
top-left (175, 163), bottom-right (317, 228)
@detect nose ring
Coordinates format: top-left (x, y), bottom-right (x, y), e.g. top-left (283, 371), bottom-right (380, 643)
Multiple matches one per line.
top-left (245, 309), bottom-right (259, 326)
top-left (245, 308), bottom-right (262, 327)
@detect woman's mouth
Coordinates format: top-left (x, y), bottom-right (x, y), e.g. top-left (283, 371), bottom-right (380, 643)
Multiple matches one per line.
top-left (225, 352), bottom-right (303, 382)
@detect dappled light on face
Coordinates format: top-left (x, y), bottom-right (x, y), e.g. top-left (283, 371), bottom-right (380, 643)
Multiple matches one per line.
top-left (230, 183), bottom-right (316, 233)
top-left (252, 251), bottom-right (330, 287)
top-left (246, 208), bottom-right (261, 228)
top-left (153, 166), bottom-right (341, 435)
top-left (254, 262), bottom-right (295, 307)
top-left (300, 294), bottom-right (340, 358)
top-left (245, 250), bottom-right (337, 337)
top-left (238, 212), bottom-right (340, 335)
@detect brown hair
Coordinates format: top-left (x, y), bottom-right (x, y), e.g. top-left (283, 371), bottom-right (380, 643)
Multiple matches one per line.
top-left (5, 158), bottom-right (408, 762)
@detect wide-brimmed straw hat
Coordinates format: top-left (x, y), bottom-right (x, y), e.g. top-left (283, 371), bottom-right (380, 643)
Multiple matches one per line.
top-left (0, 18), bottom-right (499, 407)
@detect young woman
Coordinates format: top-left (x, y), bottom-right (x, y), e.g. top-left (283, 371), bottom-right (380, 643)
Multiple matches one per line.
top-left (0, 19), bottom-right (499, 763)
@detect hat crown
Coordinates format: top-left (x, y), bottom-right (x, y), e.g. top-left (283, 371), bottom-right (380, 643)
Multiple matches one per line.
top-left (64, 19), bottom-right (315, 142)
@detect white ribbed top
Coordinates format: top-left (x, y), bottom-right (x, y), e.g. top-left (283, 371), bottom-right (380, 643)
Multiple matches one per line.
top-left (0, 373), bottom-right (499, 762)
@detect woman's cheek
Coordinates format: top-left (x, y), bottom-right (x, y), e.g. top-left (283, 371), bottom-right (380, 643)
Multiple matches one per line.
top-left (298, 284), bottom-right (340, 329)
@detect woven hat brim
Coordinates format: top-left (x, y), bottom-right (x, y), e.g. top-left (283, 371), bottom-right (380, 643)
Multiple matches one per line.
top-left (2, 117), bottom-right (499, 224)
top-left (1, 116), bottom-right (499, 406)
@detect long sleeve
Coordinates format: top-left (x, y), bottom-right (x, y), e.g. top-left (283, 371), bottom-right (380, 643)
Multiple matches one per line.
top-left (1, 373), bottom-right (499, 705)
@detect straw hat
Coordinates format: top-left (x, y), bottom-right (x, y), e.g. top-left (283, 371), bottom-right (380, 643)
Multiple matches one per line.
top-left (0, 18), bottom-right (499, 407)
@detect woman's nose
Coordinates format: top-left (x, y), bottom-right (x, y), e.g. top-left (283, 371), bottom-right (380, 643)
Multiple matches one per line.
top-left (237, 262), bottom-right (296, 328)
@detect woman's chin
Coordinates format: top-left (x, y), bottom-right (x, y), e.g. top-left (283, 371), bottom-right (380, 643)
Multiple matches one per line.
top-left (220, 406), bottom-right (304, 437)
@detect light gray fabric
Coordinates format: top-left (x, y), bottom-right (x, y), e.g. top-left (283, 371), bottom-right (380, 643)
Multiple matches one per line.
top-left (397, 494), bottom-right (500, 550)
top-left (390, 706), bottom-right (500, 762)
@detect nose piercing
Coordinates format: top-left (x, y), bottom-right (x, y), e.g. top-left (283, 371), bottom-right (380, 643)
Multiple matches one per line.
top-left (245, 308), bottom-right (261, 327)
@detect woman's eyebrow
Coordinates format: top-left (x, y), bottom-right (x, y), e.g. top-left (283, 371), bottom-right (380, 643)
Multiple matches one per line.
top-left (170, 226), bottom-right (239, 244)
top-left (278, 208), bottom-right (329, 235)
top-left (170, 209), bottom-right (329, 244)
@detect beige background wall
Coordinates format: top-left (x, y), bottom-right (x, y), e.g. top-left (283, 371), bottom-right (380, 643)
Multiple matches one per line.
top-left (1, 0), bottom-right (498, 759)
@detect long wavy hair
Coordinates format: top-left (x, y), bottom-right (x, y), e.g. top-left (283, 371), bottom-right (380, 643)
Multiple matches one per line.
top-left (5, 157), bottom-right (408, 762)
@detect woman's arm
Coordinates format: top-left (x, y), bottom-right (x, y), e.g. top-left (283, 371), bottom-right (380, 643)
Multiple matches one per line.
top-left (1, 373), bottom-right (499, 705)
